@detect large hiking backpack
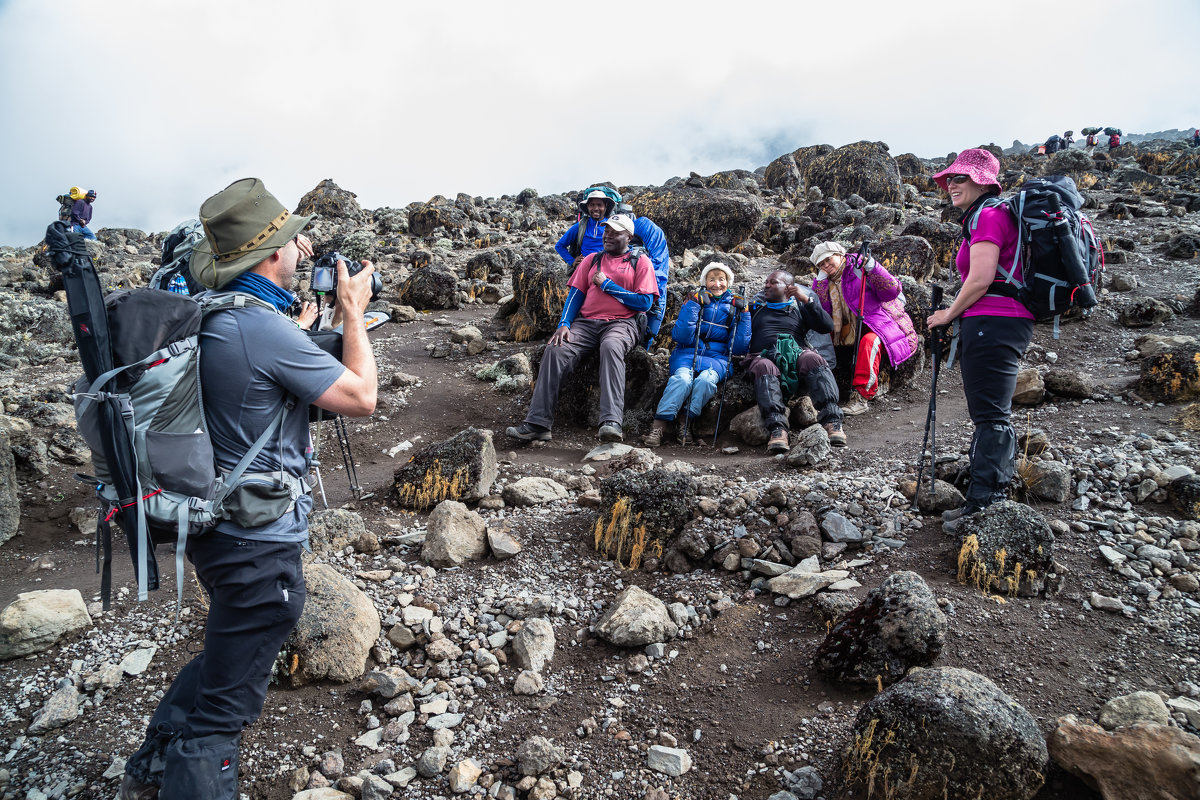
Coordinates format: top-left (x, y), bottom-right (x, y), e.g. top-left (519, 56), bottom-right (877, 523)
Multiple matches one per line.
top-left (54, 186), bottom-right (86, 220)
top-left (73, 288), bottom-right (298, 606)
top-left (1103, 127), bottom-right (1122, 136)
top-left (965, 175), bottom-right (1103, 337)
top-left (568, 185), bottom-right (622, 259)
top-left (1044, 135), bottom-right (1062, 154)
top-left (149, 219), bottom-right (206, 295)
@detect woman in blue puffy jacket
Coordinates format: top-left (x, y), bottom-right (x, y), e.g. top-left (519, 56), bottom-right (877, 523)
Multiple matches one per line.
top-left (644, 263), bottom-right (751, 446)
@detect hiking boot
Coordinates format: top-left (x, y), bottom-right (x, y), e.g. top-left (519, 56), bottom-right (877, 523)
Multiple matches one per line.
top-left (118, 774), bottom-right (159, 800)
top-left (841, 394), bottom-right (870, 416)
top-left (678, 426), bottom-right (694, 446)
top-left (644, 420), bottom-right (667, 448)
top-left (767, 428), bottom-right (790, 454)
top-left (505, 423), bottom-right (551, 442)
top-left (824, 421), bottom-right (847, 448)
top-left (598, 422), bottom-right (623, 442)
top-left (941, 502), bottom-right (984, 534)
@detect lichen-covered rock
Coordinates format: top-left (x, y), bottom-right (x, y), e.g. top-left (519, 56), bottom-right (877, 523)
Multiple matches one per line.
top-left (283, 563), bottom-right (380, 686)
top-left (845, 667), bottom-right (1047, 800)
top-left (1168, 474), bottom-right (1200, 521)
top-left (898, 218), bottom-right (960, 275)
top-left (1044, 368), bottom-right (1095, 398)
top-left (814, 571), bottom-right (947, 687)
top-left (0, 293), bottom-right (74, 366)
top-left (295, 179), bottom-right (363, 220)
top-left (806, 141), bottom-right (902, 204)
top-left (307, 509), bottom-right (367, 556)
top-left (465, 250), bottom-right (507, 282)
top-left (392, 428), bottom-right (497, 510)
top-left (1119, 297), bottom-right (1175, 327)
top-left (956, 500), bottom-right (1055, 596)
top-left (1044, 149), bottom-right (1101, 187)
top-left (629, 186), bottom-right (763, 251)
top-left (408, 196), bottom-right (469, 237)
top-left (872, 235), bottom-right (937, 282)
top-left (502, 252), bottom-right (569, 342)
top-left (785, 424), bottom-right (830, 467)
top-left (398, 266), bottom-right (460, 310)
top-left (593, 468), bottom-right (694, 568)
top-left (1163, 233), bottom-right (1200, 260)
top-left (764, 153), bottom-right (803, 196)
top-left (1138, 347), bottom-right (1200, 403)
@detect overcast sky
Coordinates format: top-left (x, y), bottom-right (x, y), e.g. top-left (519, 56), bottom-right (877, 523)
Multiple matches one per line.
top-left (2, 0), bottom-right (1197, 247)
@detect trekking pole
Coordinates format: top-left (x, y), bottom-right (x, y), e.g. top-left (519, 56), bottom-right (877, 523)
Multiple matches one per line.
top-left (912, 285), bottom-right (946, 511)
top-left (678, 286), bottom-right (704, 440)
top-left (333, 415), bottom-right (364, 499)
top-left (712, 284), bottom-right (747, 449)
top-left (848, 241), bottom-right (871, 383)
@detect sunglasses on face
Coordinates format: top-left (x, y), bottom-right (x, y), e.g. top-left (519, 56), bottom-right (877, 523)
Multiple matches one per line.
top-left (945, 175), bottom-right (971, 186)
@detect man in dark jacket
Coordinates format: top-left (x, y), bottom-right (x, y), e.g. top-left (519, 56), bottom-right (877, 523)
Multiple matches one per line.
top-left (744, 270), bottom-right (845, 453)
top-left (71, 189), bottom-right (97, 240)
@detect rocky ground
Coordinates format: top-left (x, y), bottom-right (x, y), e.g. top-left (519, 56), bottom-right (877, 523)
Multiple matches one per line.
top-left (1, 137), bottom-right (1200, 800)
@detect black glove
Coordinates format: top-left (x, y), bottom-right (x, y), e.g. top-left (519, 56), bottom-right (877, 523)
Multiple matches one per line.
top-left (732, 294), bottom-right (747, 313)
top-left (693, 288), bottom-right (711, 306)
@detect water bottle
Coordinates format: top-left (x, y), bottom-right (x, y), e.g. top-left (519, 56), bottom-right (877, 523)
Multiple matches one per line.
top-left (168, 273), bottom-right (190, 296)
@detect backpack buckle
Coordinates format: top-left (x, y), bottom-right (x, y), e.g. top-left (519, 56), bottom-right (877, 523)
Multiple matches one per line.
top-left (167, 339), bottom-right (195, 357)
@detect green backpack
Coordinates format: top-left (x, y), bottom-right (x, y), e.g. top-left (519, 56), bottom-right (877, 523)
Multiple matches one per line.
top-left (768, 334), bottom-right (802, 398)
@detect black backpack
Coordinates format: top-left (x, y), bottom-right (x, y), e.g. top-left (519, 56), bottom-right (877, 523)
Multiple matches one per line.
top-left (965, 176), bottom-right (1103, 337)
top-left (149, 219), bottom-right (206, 294)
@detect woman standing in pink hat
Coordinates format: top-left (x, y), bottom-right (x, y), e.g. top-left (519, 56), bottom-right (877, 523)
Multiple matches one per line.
top-left (927, 148), bottom-right (1035, 532)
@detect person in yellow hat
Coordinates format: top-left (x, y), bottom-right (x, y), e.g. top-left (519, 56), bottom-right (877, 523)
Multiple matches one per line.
top-left (119, 178), bottom-right (378, 800)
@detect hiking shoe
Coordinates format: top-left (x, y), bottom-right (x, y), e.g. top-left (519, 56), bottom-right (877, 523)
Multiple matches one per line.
top-left (678, 426), bottom-right (694, 446)
top-left (824, 422), bottom-right (847, 448)
top-left (643, 420), bottom-right (666, 448)
top-left (598, 422), bottom-right (624, 442)
top-left (119, 774), bottom-right (159, 800)
top-left (767, 428), bottom-right (790, 454)
top-left (841, 394), bottom-right (870, 416)
top-left (941, 502), bottom-right (984, 534)
top-left (505, 423), bottom-right (551, 442)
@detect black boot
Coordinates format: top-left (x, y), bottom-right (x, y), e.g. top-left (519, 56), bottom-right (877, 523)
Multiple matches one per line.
top-left (754, 375), bottom-right (788, 433)
top-left (805, 365), bottom-right (843, 425)
top-left (158, 733), bottom-right (241, 800)
top-left (965, 422), bottom-right (1017, 509)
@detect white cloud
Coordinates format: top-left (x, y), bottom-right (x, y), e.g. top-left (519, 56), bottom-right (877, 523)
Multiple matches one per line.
top-left (2, 0), bottom-right (1197, 246)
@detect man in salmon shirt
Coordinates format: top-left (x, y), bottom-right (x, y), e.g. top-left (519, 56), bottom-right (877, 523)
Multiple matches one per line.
top-left (507, 214), bottom-right (659, 443)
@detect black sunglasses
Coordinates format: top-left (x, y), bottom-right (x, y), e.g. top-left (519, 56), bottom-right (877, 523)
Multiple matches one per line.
top-left (945, 175), bottom-right (971, 185)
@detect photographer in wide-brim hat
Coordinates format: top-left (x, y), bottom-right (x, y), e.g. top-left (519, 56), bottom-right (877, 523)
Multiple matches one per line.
top-left (120, 177), bottom-right (378, 800)
top-left (927, 149), bottom-right (1034, 534)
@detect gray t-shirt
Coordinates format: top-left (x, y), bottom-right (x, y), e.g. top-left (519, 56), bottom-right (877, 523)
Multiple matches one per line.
top-left (200, 304), bottom-right (345, 542)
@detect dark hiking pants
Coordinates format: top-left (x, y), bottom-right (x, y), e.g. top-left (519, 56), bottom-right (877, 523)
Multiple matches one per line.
top-left (125, 534), bottom-right (306, 799)
top-left (745, 351), bottom-right (842, 431)
top-left (959, 315), bottom-right (1034, 509)
top-left (525, 317), bottom-right (638, 429)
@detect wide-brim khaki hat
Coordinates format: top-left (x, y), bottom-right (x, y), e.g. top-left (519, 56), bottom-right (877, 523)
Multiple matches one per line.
top-left (189, 177), bottom-right (312, 289)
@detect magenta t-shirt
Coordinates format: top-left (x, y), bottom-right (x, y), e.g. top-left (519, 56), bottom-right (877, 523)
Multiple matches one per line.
top-left (957, 206), bottom-right (1035, 320)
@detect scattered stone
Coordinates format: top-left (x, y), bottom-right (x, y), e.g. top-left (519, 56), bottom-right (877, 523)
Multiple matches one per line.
top-left (416, 746), bottom-right (450, 778)
top-left (502, 477), bottom-right (568, 506)
top-left (820, 512), bottom-right (863, 544)
top-left (1099, 691), bottom-right (1171, 730)
top-left (422, 500), bottom-right (488, 567)
top-left (1024, 460), bottom-right (1072, 503)
top-left (118, 646), bottom-right (157, 676)
top-left (594, 586), bottom-right (678, 647)
top-left (511, 618), bottom-right (556, 672)
top-left (1012, 369), bottom-right (1045, 405)
top-left (785, 424), bottom-right (830, 467)
top-left (28, 684), bottom-right (81, 733)
top-left (517, 735), bottom-right (565, 776)
top-left (487, 527), bottom-right (522, 559)
top-left (645, 745), bottom-right (692, 777)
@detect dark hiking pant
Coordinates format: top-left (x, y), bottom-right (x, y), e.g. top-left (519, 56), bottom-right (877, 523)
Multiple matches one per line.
top-left (744, 351), bottom-right (842, 432)
top-left (525, 317), bottom-right (638, 429)
top-left (959, 315), bottom-right (1034, 509)
top-left (125, 534), bottom-right (306, 800)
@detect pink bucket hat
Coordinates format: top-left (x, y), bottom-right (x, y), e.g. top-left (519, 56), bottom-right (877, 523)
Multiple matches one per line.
top-left (932, 148), bottom-right (1002, 193)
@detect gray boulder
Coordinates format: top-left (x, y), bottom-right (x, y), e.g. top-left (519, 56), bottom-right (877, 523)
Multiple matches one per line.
top-left (814, 571), bottom-right (947, 686)
top-left (28, 684), bottom-right (81, 734)
top-left (1044, 368), bottom-right (1096, 399)
top-left (502, 477), bottom-right (568, 506)
top-left (594, 586), bottom-right (678, 647)
top-left (511, 617), bottom-right (556, 673)
top-left (516, 735), bottom-right (565, 776)
top-left (422, 501), bottom-right (487, 567)
top-left (785, 424), bottom-right (830, 467)
top-left (0, 589), bottom-right (92, 660)
top-left (307, 509), bottom-right (366, 556)
top-left (283, 563), bottom-right (380, 686)
top-left (1026, 460), bottom-right (1072, 503)
top-left (1099, 691), bottom-right (1171, 730)
top-left (820, 512), bottom-right (863, 544)
top-left (730, 406), bottom-right (769, 446)
top-left (845, 667), bottom-right (1047, 800)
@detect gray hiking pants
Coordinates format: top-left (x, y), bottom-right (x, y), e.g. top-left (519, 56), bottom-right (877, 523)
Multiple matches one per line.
top-left (959, 315), bottom-right (1034, 508)
top-left (526, 317), bottom-right (638, 429)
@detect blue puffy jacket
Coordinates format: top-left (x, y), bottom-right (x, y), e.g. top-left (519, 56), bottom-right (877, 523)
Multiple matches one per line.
top-left (554, 217), bottom-right (605, 265)
top-left (668, 291), bottom-right (751, 380)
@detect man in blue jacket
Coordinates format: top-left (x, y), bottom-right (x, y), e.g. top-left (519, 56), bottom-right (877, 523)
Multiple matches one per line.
top-left (554, 185), bottom-right (670, 347)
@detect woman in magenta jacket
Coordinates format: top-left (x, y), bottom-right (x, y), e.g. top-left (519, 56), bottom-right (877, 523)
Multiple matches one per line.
top-left (811, 242), bottom-right (917, 415)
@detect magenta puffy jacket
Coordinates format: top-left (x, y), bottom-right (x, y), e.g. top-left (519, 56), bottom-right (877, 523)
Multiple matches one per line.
top-left (812, 253), bottom-right (917, 367)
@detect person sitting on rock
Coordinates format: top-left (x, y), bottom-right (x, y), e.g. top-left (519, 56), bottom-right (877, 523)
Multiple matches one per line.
top-left (644, 262), bottom-right (750, 447)
top-left (554, 184), bottom-right (670, 347)
top-left (742, 270), bottom-right (844, 453)
top-left (507, 213), bottom-right (659, 443)
top-left (810, 242), bottom-right (918, 416)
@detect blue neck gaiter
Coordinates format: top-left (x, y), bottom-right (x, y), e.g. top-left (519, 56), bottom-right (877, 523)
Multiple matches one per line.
top-left (222, 271), bottom-right (295, 313)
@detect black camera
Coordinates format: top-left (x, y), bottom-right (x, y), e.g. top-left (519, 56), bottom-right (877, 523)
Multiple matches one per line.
top-left (312, 252), bottom-right (382, 301)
